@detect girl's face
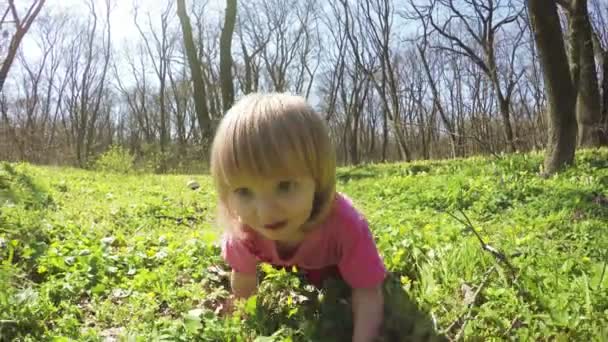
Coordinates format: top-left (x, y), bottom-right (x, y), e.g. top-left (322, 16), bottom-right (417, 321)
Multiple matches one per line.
top-left (225, 174), bottom-right (316, 244)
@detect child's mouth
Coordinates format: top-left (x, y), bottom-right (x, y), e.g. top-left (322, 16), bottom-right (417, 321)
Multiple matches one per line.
top-left (264, 220), bottom-right (288, 230)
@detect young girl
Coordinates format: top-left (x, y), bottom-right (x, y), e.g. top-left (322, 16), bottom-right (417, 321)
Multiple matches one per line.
top-left (210, 93), bottom-right (386, 342)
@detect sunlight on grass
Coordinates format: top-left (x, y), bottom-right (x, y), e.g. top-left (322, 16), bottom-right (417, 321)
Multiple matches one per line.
top-left (1, 148), bottom-right (607, 340)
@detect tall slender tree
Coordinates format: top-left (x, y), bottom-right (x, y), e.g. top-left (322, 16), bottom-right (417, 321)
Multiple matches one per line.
top-left (219, 0), bottom-right (236, 112)
top-left (177, 0), bottom-right (211, 138)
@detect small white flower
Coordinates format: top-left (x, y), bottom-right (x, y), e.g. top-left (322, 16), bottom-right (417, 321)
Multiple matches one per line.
top-left (101, 236), bottom-right (116, 246)
top-left (154, 250), bottom-right (168, 260)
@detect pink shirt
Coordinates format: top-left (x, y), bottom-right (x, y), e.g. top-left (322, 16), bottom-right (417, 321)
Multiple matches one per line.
top-left (221, 193), bottom-right (387, 289)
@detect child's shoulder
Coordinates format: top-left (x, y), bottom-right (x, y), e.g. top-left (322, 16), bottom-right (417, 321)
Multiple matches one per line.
top-left (325, 192), bottom-right (369, 232)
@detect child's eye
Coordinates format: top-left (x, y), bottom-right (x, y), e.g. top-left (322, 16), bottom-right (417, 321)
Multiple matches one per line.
top-left (234, 187), bottom-right (253, 198)
top-left (277, 181), bottom-right (295, 193)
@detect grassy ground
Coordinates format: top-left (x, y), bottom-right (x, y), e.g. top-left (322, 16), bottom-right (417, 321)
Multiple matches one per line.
top-left (1, 149), bottom-right (607, 341)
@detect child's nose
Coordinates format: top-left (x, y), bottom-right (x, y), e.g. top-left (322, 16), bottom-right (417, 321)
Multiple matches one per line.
top-left (256, 197), bottom-right (280, 221)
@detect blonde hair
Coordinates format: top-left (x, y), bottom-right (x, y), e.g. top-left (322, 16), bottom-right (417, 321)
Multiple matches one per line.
top-left (210, 93), bottom-right (337, 231)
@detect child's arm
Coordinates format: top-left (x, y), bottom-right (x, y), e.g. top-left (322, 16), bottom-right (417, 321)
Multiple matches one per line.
top-left (222, 270), bottom-right (257, 315)
top-left (231, 270), bottom-right (257, 298)
top-left (352, 285), bottom-right (384, 342)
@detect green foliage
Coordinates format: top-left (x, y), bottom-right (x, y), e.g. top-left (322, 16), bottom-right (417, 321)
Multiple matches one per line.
top-left (1, 148), bottom-right (607, 340)
top-left (92, 145), bottom-right (135, 174)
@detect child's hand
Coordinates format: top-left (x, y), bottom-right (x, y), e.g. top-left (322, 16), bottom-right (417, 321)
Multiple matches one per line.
top-left (231, 270), bottom-right (258, 298)
top-left (218, 271), bottom-right (257, 317)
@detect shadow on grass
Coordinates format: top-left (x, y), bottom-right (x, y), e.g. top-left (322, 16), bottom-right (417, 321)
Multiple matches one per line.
top-left (337, 164), bottom-right (434, 184)
top-left (316, 275), bottom-right (448, 342)
top-left (0, 162), bottom-right (53, 283)
top-left (337, 166), bottom-right (377, 183)
top-left (248, 269), bottom-right (448, 342)
top-left (0, 162), bottom-right (54, 209)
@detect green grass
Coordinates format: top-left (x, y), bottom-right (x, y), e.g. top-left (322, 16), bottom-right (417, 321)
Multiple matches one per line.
top-left (1, 149), bottom-right (607, 341)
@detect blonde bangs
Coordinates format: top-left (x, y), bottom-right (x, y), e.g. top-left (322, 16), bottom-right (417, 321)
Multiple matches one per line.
top-left (220, 115), bottom-right (311, 182)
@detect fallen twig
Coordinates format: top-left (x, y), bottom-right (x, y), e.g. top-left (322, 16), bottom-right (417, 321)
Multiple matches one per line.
top-left (444, 265), bottom-right (497, 341)
top-left (445, 209), bottom-right (517, 275)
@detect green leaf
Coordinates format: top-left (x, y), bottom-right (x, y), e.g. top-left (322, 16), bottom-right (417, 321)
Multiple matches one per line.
top-left (245, 295), bottom-right (258, 316)
top-left (91, 283), bottom-right (106, 295)
top-left (183, 308), bottom-right (204, 333)
top-left (287, 307), bottom-right (298, 318)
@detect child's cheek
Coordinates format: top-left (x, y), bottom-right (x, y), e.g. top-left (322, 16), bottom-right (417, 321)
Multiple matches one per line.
top-left (228, 197), bottom-right (255, 223)
top-left (294, 190), bottom-right (315, 215)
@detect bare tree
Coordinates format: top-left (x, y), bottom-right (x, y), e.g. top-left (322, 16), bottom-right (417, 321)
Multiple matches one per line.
top-left (134, 2), bottom-right (177, 168)
top-left (36, 13), bottom-right (70, 159)
top-left (337, 0), bottom-right (385, 161)
top-left (59, 0), bottom-right (112, 166)
top-left (177, 0), bottom-right (211, 138)
top-left (410, 0), bottom-right (526, 152)
top-left (518, 25), bottom-right (548, 150)
top-left (167, 65), bottom-right (192, 157)
top-left (85, 0), bottom-right (112, 164)
top-left (0, 0), bottom-right (46, 92)
top-left (219, 0), bottom-right (236, 111)
top-left (234, 10), bottom-right (267, 94)
top-left (318, 1), bottom-right (348, 122)
top-left (11, 12), bottom-right (64, 161)
top-left (113, 43), bottom-right (156, 152)
top-left (410, 5), bottom-right (460, 157)
top-left (397, 49), bottom-right (434, 159)
top-left (191, 9), bottom-right (222, 120)
top-left (363, 0), bottom-right (412, 160)
top-left (239, 0), bottom-right (319, 95)
top-left (528, 0), bottom-right (577, 174)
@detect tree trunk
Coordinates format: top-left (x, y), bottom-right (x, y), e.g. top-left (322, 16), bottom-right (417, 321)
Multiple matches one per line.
top-left (219, 0), bottom-right (236, 112)
top-left (418, 45), bottom-right (458, 158)
top-left (591, 26), bottom-right (608, 145)
top-left (528, 0), bottom-right (577, 175)
top-left (497, 96), bottom-right (516, 152)
top-left (381, 110), bottom-right (388, 162)
top-left (565, 0), bottom-right (602, 147)
top-left (601, 54), bottom-right (608, 144)
top-left (351, 111), bottom-right (360, 165)
top-left (488, 51), bottom-right (517, 153)
top-left (177, 0), bottom-right (211, 138)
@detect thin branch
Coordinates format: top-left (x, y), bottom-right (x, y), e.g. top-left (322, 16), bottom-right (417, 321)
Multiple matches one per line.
top-left (444, 265), bottom-right (496, 340)
top-left (427, 8), bottom-right (489, 74)
top-left (491, 8), bottom-right (524, 33)
top-left (429, 44), bottom-right (490, 74)
top-left (445, 0), bottom-right (484, 47)
top-left (8, 0), bottom-right (20, 27)
top-left (445, 209), bottom-right (517, 274)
